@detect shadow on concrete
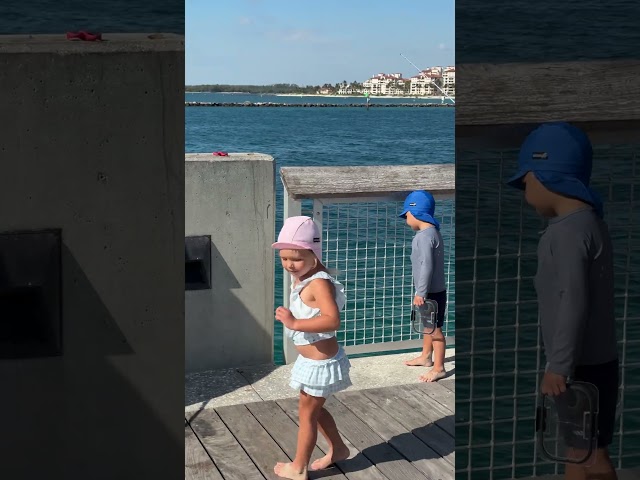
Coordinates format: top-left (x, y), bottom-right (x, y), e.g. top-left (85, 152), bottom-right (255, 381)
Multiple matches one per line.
top-left (0, 243), bottom-right (183, 479)
top-left (185, 240), bottom-right (274, 409)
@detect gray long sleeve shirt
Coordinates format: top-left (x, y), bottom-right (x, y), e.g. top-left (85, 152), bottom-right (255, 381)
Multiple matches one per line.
top-left (535, 207), bottom-right (618, 377)
top-left (411, 226), bottom-right (446, 297)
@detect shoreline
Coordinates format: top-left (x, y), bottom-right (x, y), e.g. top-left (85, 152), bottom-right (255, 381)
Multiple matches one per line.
top-left (185, 102), bottom-right (453, 108)
top-left (186, 91), bottom-right (453, 100)
top-left (273, 93), bottom-right (450, 100)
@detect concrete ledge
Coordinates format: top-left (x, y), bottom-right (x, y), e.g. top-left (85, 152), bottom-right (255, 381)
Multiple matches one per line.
top-left (0, 33), bottom-right (184, 53)
top-left (185, 152), bottom-right (273, 163)
top-left (185, 349), bottom-right (456, 413)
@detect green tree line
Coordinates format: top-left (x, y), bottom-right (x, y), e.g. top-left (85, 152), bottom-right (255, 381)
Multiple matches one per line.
top-left (185, 84), bottom-right (322, 94)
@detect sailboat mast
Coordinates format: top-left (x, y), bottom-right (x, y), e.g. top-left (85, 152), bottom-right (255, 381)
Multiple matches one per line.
top-left (400, 53), bottom-right (455, 104)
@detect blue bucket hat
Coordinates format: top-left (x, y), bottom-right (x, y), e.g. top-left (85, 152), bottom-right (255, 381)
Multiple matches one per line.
top-left (399, 190), bottom-right (440, 229)
top-left (507, 122), bottom-right (603, 217)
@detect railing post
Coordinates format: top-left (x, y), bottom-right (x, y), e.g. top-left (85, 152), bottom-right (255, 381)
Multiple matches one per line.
top-left (282, 185), bottom-right (302, 364)
top-left (312, 199), bottom-right (324, 251)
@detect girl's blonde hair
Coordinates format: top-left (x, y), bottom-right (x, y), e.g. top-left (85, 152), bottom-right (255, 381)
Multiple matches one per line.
top-left (311, 252), bottom-right (341, 277)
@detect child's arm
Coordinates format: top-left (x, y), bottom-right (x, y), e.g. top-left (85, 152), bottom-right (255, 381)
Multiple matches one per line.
top-left (546, 231), bottom-right (590, 377)
top-left (283, 279), bottom-right (341, 332)
top-left (413, 234), bottom-right (435, 298)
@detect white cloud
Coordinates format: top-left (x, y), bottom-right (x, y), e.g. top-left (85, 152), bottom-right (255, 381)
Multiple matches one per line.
top-left (239, 17), bottom-right (253, 25)
top-left (265, 28), bottom-right (334, 44)
top-left (438, 43), bottom-right (446, 50)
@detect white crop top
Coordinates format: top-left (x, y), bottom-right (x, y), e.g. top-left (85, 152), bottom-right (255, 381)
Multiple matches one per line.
top-left (285, 271), bottom-right (346, 346)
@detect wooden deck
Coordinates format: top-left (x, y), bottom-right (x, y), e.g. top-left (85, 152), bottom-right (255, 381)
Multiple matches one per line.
top-left (185, 379), bottom-right (455, 480)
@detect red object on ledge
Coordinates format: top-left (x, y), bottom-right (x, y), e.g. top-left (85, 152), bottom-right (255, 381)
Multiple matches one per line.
top-left (66, 31), bottom-right (103, 41)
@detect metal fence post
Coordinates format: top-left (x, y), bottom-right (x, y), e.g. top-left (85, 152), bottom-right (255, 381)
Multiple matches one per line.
top-left (282, 185), bottom-right (302, 364)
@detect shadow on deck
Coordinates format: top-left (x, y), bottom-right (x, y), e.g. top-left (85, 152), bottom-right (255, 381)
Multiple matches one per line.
top-left (185, 380), bottom-right (455, 480)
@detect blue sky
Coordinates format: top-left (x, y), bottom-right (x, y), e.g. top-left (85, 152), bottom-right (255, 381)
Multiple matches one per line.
top-left (186, 0), bottom-right (454, 85)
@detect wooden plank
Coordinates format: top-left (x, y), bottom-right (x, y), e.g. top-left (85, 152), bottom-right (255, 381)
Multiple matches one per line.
top-left (456, 119), bottom-right (640, 149)
top-left (322, 395), bottom-right (428, 480)
top-left (185, 425), bottom-right (223, 480)
top-left (280, 165), bottom-right (454, 200)
top-left (395, 385), bottom-right (455, 437)
top-left (404, 382), bottom-right (455, 413)
top-left (216, 404), bottom-right (288, 480)
top-left (335, 390), bottom-right (452, 480)
top-left (456, 60), bottom-right (640, 126)
top-left (277, 397), bottom-right (390, 480)
top-left (361, 387), bottom-right (454, 465)
top-left (189, 408), bottom-right (265, 480)
top-left (245, 400), bottom-right (347, 480)
top-left (438, 378), bottom-right (455, 393)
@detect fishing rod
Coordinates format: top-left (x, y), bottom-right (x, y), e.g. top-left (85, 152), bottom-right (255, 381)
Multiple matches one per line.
top-left (400, 53), bottom-right (455, 104)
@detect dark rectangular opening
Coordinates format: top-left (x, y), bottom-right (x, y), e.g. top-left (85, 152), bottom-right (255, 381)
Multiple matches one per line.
top-left (185, 235), bottom-right (211, 290)
top-left (0, 229), bottom-right (62, 359)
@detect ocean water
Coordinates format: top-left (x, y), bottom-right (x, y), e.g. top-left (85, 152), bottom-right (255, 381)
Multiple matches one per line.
top-left (186, 92), bottom-right (454, 106)
top-left (185, 94), bottom-right (455, 364)
top-left (0, 1), bottom-right (183, 34)
top-left (456, 0), bottom-right (640, 64)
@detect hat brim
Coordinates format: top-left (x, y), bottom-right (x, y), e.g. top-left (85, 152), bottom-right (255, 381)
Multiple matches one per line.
top-left (272, 241), bottom-right (312, 251)
top-left (417, 213), bottom-right (440, 229)
top-left (535, 172), bottom-right (602, 213)
top-left (399, 210), bottom-right (440, 229)
top-left (272, 241), bottom-right (323, 262)
top-left (507, 168), bottom-right (529, 189)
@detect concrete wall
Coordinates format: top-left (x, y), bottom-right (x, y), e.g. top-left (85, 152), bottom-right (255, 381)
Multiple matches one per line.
top-left (185, 154), bottom-right (275, 373)
top-left (0, 34), bottom-right (184, 478)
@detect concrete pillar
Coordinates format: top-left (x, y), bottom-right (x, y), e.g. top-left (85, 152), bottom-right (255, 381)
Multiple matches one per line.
top-left (185, 153), bottom-right (275, 373)
top-left (0, 34), bottom-right (184, 478)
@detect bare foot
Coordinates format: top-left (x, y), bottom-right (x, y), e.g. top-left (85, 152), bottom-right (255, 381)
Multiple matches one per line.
top-left (310, 445), bottom-right (350, 471)
top-left (404, 355), bottom-right (433, 367)
top-left (419, 368), bottom-right (446, 382)
top-left (274, 462), bottom-right (308, 480)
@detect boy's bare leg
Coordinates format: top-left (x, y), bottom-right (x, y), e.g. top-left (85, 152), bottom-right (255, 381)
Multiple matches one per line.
top-left (565, 462), bottom-right (587, 480)
top-left (582, 448), bottom-right (617, 480)
top-left (310, 407), bottom-right (350, 470)
top-left (404, 332), bottom-right (433, 366)
top-left (562, 447), bottom-right (616, 480)
top-left (419, 328), bottom-right (446, 382)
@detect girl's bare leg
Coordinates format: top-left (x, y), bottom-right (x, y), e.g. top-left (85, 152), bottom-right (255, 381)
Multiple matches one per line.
top-left (274, 391), bottom-right (325, 479)
top-left (310, 407), bottom-right (350, 470)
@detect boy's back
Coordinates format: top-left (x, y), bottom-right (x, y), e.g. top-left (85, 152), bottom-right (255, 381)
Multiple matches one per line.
top-left (536, 206), bottom-right (617, 374)
top-left (411, 226), bottom-right (446, 296)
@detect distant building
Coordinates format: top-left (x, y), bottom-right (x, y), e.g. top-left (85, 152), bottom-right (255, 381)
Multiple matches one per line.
top-left (442, 66), bottom-right (455, 96)
top-left (337, 82), bottom-right (363, 95)
top-left (336, 66), bottom-right (454, 97)
top-left (407, 66), bottom-right (455, 97)
top-left (363, 73), bottom-right (409, 96)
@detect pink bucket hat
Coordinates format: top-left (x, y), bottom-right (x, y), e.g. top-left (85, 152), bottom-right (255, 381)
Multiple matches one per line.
top-left (272, 216), bottom-right (322, 261)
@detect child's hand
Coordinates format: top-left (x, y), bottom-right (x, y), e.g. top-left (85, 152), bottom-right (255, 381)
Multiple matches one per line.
top-left (414, 295), bottom-right (425, 306)
top-left (540, 371), bottom-right (567, 396)
top-left (275, 306), bottom-right (297, 329)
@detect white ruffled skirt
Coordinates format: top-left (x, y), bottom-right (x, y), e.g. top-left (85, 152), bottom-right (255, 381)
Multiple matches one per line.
top-left (289, 346), bottom-right (352, 398)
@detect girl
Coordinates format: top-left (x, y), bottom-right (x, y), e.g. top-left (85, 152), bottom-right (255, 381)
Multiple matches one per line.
top-left (271, 215), bottom-right (352, 480)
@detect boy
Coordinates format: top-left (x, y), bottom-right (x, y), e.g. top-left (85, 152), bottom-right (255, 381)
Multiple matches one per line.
top-left (400, 190), bottom-right (447, 382)
top-left (507, 122), bottom-right (619, 480)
